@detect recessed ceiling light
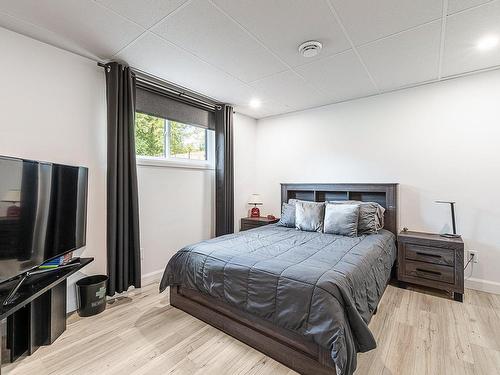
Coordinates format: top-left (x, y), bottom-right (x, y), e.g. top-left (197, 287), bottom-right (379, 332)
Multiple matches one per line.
top-left (249, 98), bottom-right (261, 108)
top-left (298, 41), bottom-right (323, 58)
top-left (477, 35), bottom-right (499, 51)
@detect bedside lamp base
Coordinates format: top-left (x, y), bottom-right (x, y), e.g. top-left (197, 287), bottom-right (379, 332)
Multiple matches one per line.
top-left (250, 206), bottom-right (260, 218)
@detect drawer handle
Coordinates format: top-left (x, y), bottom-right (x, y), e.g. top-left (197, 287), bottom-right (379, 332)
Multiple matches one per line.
top-left (416, 268), bottom-right (441, 276)
top-left (416, 252), bottom-right (441, 258)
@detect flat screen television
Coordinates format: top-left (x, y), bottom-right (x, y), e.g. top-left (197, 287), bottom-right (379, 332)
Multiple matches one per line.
top-left (0, 156), bottom-right (88, 283)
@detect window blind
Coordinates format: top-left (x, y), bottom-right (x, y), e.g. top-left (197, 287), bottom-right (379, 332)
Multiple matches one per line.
top-left (135, 82), bottom-right (216, 130)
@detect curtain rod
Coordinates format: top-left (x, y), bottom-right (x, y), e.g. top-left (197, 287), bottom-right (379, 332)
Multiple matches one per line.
top-left (97, 62), bottom-right (222, 111)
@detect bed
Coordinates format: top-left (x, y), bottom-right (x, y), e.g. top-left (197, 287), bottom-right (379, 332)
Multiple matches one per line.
top-left (160, 183), bottom-right (398, 375)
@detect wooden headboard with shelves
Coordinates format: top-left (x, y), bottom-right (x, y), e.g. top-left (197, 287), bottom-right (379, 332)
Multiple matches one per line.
top-left (280, 183), bottom-right (399, 236)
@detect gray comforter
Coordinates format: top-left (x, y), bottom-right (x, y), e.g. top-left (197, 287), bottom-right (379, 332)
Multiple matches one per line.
top-left (160, 225), bottom-right (396, 375)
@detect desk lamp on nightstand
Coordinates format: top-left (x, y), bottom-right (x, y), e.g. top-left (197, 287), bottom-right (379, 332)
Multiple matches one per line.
top-left (435, 200), bottom-right (461, 239)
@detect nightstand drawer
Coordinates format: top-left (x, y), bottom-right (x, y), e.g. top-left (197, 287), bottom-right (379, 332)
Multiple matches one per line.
top-left (404, 243), bottom-right (454, 266)
top-left (241, 222), bottom-right (261, 231)
top-left (404, 260), bottom-right (455, 284)
top-left (240, 217), bottom-right (279, 231)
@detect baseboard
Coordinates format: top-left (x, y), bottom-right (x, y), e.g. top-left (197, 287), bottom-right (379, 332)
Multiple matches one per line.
top-left (465, 277), bottom-right (500, 295)
top-left (141, 269), bottom-right (164, 286)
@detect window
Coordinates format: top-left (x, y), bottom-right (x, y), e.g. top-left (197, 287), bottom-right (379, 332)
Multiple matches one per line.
top-left (135, 112), bottom-right (214, 168)
top-left (169, 121), bottom-right (206, 161)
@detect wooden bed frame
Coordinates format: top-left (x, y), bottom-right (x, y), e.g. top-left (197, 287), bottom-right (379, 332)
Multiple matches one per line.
top-left (170, 183), bottom-right (399, 375)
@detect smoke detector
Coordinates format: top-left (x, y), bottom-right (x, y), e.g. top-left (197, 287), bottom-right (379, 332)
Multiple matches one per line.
top-left (298, 41), bottom-right (323, 58)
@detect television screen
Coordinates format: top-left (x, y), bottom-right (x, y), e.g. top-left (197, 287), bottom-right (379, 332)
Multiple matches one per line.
top-left (0, 156), bottom-right (88, 283)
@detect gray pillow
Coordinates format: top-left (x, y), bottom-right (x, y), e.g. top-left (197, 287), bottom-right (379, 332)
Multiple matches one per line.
top-left (323, 203), bottom-right (360, 237)
top-left (329, 200), bottom-right (385, 234)
top-left (295, 201), bottom-right (325, 232)
top-left (277, 202), bottom-right (296, 228)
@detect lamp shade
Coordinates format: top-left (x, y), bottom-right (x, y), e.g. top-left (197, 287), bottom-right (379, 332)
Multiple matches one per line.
top-left (248, 194), bottom-right (263, 205)
top-left (2, 190), bottom-right (21, 203)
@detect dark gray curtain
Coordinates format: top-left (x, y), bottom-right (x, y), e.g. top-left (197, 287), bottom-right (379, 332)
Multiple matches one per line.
top-left (104, 62), bottom-right (141, 296)
top-left (215, 105), bottom-right (234, 236)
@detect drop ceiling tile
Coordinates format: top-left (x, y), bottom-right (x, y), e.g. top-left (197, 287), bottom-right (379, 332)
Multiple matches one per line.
top-left (151, 0), bottom-right (286, 83)
top-left (330, 0), bottom-right (443, 46)
top-left (211, 0), bottom-right (351, 67)
top-left (0, 0), bottom-right (144, 59)
top-left (295, 50), bottom-right (377, 103)
top-left (116, 32), bottom-right (255, 106)
top-left (447, 0), bottom-right (493, 14)
top-left (442, 1), bottom-right (500, 77)
top-left (249, 71), bottom-right (330, 110)
top-left (96, 0), bottom-right (189, 28)
top-left (358, 21), bottom-right (441, 91)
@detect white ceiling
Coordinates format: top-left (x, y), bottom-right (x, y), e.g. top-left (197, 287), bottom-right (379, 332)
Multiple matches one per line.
top-left (1, 0), bottom-right (499, 118)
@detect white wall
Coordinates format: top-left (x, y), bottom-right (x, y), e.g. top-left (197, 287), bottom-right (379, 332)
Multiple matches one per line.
top-left (0, 27), bottom-right (107, 310)
top-left (234, 113), bottom-right (258, 231)
top-left (256, 69), bottom-right (500, 293)
top-left (137, 165), bottom-right (214, 281)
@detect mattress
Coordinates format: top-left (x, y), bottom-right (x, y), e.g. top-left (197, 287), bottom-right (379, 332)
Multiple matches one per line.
top-left (160, 225), bottom-right (396, 375)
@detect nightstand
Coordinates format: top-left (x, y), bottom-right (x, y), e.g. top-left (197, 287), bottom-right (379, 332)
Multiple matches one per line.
top-left (240, 217), bottom-right (279, 231)
top-left (397, 231), bottom-right (465, 302)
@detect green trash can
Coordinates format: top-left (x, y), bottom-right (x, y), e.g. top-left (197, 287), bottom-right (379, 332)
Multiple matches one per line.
top-left (76, 275), bottom-right (108, 317)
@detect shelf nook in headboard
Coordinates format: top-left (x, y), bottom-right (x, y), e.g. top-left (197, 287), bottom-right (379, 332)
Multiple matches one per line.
top-left (315, 191), bottom-right (349, 202)
top-left (286, 190), bottom-right (314, 202)
top-left (281, 183), bottom-right (399, 236)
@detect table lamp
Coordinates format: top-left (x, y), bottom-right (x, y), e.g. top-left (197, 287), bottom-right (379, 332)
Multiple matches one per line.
top-left (435, 200), bottom-right (460, 238)
top-left (248, 194), bottom-right (263, 218)
top-left (2, 189), bottom-right (21, 217)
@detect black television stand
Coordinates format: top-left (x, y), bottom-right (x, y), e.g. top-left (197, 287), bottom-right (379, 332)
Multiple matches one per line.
top-left (0, 257), bottom-right (93, 372)
top-left (3, 262), bottom-right (82, 306)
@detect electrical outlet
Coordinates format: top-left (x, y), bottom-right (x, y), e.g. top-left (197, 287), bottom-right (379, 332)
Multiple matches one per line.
top-left (468, 250), bottom-right (478, 263)
top-left (140, 247), bottom-right (145, 261)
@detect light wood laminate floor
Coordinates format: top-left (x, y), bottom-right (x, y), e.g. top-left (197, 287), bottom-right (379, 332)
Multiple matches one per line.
top-left (4, 283), bottom-right (500, 375)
